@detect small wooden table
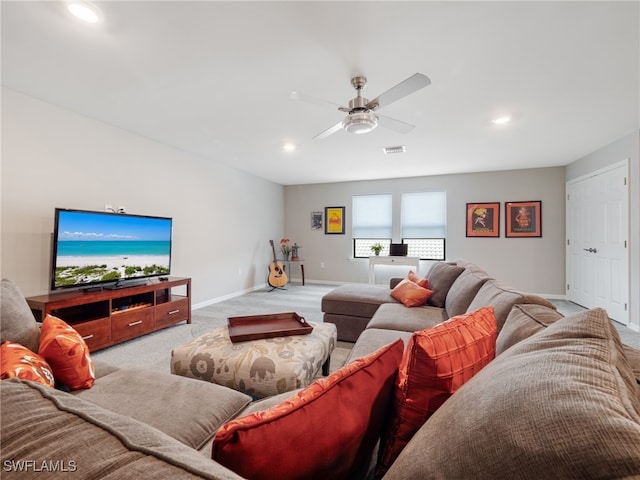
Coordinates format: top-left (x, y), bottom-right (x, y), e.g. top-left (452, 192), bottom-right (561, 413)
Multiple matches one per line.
top-left (282, 259), bottom-right (305, 285)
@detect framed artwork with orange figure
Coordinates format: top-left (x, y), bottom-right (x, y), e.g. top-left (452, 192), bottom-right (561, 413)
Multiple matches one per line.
top-left (505, 201), bottom-right (541, 237)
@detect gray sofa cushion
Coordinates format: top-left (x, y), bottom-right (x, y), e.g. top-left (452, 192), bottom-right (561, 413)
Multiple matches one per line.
top-left (1, 379), bottom-right (245, 479)
top-left (366, 303), bottom-right (447, 333)
top-left (624, 345), bottom-right (640, 386)
top-left (1, 279), bottom-right (40, 353)
top-left (444, 265), bottom-right (490, 318)
top-left (74, 368), bottom-right (252, 450)
top-left (322, 283), bottom-right (397, 318)
top-left (383, 308), bottom-right (640, 480)
top-left (496, 303), bottom-right (564, 354)
top-left (466, 280), bottom-right (557, 332)
top-left (347, 328), bottom-right (413, 364)
top-left (425, 263), bottom-right (464, 308)
top-left (323, 313), bottom-right (372, 343)
top-left (496, 304), bottom-right (640, 385)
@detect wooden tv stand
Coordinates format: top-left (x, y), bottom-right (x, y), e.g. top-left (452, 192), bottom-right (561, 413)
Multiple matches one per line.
top-left (26, 277), bottom-right (191, 352)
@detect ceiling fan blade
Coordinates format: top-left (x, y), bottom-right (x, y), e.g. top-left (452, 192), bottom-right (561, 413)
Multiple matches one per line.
top-left (365, 73), bottom-right (431, 111)
top-left (377, 114), bottom-right (415, 134)
top-left (289, 91), bottom-right (348, 112)
top-left (313, 121), bottom-right (344, 140)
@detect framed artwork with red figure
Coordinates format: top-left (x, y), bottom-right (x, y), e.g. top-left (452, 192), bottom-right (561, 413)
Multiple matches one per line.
top-left (466, 203), bottom-right (500, 237)
top-left (505, 201), bottom-right (542, 237)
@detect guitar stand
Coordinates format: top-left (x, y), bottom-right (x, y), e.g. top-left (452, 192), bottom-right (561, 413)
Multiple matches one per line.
top-left (268, 285), bottom-right (287, 292)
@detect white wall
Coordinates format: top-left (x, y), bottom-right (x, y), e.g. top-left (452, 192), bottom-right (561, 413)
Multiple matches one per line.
top-left (284, 167), bottom-right (566, 297)
top-left (566, 130), bottom-right (640, 331)
top-left (1, 88), bottom-right (284, 304)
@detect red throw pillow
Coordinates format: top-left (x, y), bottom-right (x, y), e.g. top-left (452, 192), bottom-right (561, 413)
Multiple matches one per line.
top-left (391, 278), bottom-right (433, 307)
top-left (38, 315), bottom-right (95, 390)
top-left (376, 306), bottom-right (497, 477)
top-left (1, 341), bottom-right (55, 388)
top-left (407, 270), bottom-right (429, 288)
top-left (212, 339), bottom-right (404, 480)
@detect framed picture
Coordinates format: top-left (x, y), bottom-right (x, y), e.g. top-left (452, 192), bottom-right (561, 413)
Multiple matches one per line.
top-left (311, 211), bottom-right (323, 230)
top-left (324, 206), bottom-right (345, 234)
top-left (466, 203), bottom-right (500, 237)
top-left (505, 201), bottom-right (542, 237)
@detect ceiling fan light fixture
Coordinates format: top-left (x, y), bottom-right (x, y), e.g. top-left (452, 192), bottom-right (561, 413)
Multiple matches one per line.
top-left (343, 111), bottom-right (378, 135)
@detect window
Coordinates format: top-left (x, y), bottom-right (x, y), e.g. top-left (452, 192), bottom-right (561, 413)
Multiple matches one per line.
top-left (352, 191), bottom-right (446, 260)
top-left (401, 192), bottom-right (446, 260)
top-left (352, 194), bottom-right (392, 258)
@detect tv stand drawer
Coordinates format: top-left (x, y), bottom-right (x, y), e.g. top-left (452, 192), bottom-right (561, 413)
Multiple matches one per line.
top-left (111, 308), bottom-right (154, 343)
top-left (73, 318), bottom-right (111, 351)
top-left (155, 298), bottom-right (190, 329)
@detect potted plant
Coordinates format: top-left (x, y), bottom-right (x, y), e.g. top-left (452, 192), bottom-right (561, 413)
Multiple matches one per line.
top-left (280, 238), bottom-right (292, 261)
top-left (370, 242), bottom-right (384, 256)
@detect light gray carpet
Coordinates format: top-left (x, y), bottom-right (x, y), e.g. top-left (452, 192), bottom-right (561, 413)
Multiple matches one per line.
top-left (92, 283), bottom-right (352, 374)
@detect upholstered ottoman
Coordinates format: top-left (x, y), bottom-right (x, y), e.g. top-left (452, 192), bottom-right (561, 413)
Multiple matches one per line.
top-left (170, 321), bottom-right (337, 399)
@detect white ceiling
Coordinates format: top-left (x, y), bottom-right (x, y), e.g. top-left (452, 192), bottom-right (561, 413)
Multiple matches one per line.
top-left (2, 1), bottom-right (638, 185)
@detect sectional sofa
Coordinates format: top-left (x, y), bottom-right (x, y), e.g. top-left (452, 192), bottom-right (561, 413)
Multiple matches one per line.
top-left (322, 259), bottom-right (640, 478)
top-left (2, 260), bottom-right (640, 479)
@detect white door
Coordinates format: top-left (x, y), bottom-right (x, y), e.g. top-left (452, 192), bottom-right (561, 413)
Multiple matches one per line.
top-left (566, 161), bottom-right (629, 324)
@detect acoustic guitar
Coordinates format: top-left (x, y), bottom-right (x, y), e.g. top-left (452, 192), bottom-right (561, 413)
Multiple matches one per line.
top-left (268, 240), bottom-right (288, 288)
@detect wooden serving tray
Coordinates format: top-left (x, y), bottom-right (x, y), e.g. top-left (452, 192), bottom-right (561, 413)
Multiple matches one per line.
top-left (227, 312), bottom-right (313, 343)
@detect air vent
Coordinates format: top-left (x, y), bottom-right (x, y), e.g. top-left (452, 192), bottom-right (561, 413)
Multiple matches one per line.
top-left (383, 145), bottom-right (406, 155)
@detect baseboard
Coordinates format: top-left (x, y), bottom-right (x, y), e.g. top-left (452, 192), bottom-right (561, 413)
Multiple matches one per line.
top-left (192, 283), bottom-right (267, 310)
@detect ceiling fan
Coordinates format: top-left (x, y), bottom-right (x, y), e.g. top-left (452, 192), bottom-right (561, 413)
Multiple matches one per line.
top-left (290, 73), bottom-right (431, 139)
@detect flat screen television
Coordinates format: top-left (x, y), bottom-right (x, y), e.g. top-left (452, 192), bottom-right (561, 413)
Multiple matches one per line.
top-left (51, 208), bottom-right (173, 290)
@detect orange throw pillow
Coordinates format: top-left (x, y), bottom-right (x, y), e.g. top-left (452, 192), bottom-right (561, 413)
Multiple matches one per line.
top-left (391, 278), bottom-right (433, 307)
top-left (212, 339), bottom-right (404, 480)
top-left (38, 315), bottom-right (95, 390)
top-left (1, 341), bottom-right (55, 388)
top-left (407, 270), bottom-right (429, 288)
top-left (376, 306), bottom-right (497, 477)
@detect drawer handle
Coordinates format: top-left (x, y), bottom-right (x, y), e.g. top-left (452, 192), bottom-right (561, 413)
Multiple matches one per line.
top-left (81, 334), bottom-right (94, 340)
top-left (128, 320), bottom-right (143, 327)
top-left (168, 309), bottom-right (180, 315)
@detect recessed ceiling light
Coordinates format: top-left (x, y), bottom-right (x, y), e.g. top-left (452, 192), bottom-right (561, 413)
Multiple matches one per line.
top-left (66, 1), bottom-right (103, 23)
top-left (283, 143), bottom-right (296, 152)
top-left (491, 116), bottom-right (512, 125)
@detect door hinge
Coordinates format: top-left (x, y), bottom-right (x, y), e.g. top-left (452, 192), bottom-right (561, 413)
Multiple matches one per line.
top-left (624, 177), bottom-right (627, 186)
top-left (625, 303), bottom-right (628, 311)
top-left (567, 283), bottom-right (570, 291)
top-left (567, 239), bottom-right (570, 246)
top-left (624, 240), bottom-right (627, 248)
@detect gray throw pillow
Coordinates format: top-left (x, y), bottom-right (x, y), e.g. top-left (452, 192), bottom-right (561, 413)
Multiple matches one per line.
top-left (425, 263), bottom-right (464, 308)
top-left (383, 308), bottom-right (640, 480)
top-left (496, 303), bottom-right (564, 354)
top-left (1, 279), bottom-right (40, 352)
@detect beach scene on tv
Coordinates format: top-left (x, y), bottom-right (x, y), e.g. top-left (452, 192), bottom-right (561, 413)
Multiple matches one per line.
top-left (54, 211), bottom-right (172, 288)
